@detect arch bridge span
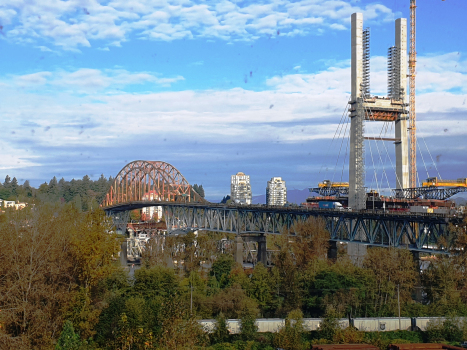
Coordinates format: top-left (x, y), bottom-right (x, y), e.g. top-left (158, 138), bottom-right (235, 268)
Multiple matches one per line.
top-left (102, 160), bottom-right (206, 207)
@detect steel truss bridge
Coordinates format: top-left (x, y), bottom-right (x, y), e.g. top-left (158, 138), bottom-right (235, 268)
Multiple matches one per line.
top-left (102, 161), bottom-right (454, 255)
top-left (393, 187), bottom-right (467, 200)
top-left (311, 186), bottom-right (467, 200)
top-left (106, 201), bottom-right (450, 254)
top-left (309, 187), bottom-right (349, 197)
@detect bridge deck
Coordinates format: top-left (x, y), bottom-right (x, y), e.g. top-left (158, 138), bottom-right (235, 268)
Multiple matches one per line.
top-left (103, 201), bottom-right (452, 254)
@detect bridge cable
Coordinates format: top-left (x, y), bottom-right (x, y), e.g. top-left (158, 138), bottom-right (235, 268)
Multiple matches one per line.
top-left (417, 124), bottom-right (443, 181)
top-left (360, 93), bottom-right (393, 192)
top-left (361, 91), bottom-right (397, 192)
top-left (340, 117), bottom-right (351, 183)
top-left (331, 109), bottom-right (350, 184)
top-left (417, 134), bottom-right (430, 181)
top-left (318, 96), bottom-right (351, 179)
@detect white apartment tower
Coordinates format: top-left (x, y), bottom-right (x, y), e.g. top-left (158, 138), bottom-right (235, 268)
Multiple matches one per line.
top-left (266, 177), bottom-right (287, 206)
top-left (231, 172), bottom-right (252, 205)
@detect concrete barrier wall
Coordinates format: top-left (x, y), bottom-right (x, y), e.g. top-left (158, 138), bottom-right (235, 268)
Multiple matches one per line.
top-left (353, 317), bottom-right (411, 332)
top-left (199, 318), bottom-right (348, 334)
top-left (415, 317), bottom-right (446, 331)
top-left (199, 317), bottom-right (464, 334)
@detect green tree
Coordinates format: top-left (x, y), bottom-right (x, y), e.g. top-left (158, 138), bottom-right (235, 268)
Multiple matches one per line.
top-left (210, 312), bottom-right (230, 344)
top-left (10, 177), bottom-right (18, 197)
top-left (133, 265), bottom-right (179, 299)
top-left (55, 321), bottom-right (82, 350)
top-left (250, 262), bottom-right (277, 317)
top-left (210, 254), bottom-right (235, 289)
top-left (22, 180), bottom-right (33, 198)
top-left (273, 309), bottom-right (305, 350)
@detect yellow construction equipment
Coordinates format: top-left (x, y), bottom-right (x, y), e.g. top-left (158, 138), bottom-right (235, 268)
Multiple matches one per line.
top-left (319, 180), bottom-right (349, 188)
top-left (422, 177), bottom-right (467, 188)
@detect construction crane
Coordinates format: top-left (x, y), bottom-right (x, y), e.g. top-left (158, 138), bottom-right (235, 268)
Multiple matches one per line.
top-left (318, 180), bottom-right (349, 188)
top-left (310, 180), bottom-right (349, 197)
top-left (422, 177), bottom-right (467, 188)
top-left (409, 0), bottom-right (417, 188)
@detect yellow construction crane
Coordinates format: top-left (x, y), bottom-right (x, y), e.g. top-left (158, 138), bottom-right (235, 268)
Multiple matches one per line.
top-left (318, 180), bottom-right (349, 188)
top-left (409, 0), bottom-right (417, 188)
top-left (422, 177), bottom-right (467, 188)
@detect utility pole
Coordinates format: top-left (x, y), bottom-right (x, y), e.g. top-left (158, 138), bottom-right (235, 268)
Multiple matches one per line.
top-left (409, 0), bottom-right (417, 188)
top-left (398, 284), bottom-right (401, 330)
top-left (190, 272), bottom-right (193, 314)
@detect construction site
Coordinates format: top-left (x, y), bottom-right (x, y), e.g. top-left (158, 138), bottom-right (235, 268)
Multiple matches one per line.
top-left (304, 0), bottom-right (466, 216)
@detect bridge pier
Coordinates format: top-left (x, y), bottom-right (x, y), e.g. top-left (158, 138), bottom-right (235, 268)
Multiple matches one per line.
top-left (120, 241), bottom-right (128, 266)
top-left (257, 235), bottom-right (267, 266)
top-left (327, 240), bottom-right (338, 261)
top-left (235, 235), bottom-right (244, 266)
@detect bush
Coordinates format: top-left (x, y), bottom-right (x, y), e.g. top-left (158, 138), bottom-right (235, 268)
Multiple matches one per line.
top-left (211, 312), bottom-right (230, 344)
top-left (273, 309), bottom-right (305, 350)
top-left (317, 313), bottom-right (340, 341)
top-left (332, 326), bottom-right (364, 344)
top-left (425, 318), bottom-right (463, 343)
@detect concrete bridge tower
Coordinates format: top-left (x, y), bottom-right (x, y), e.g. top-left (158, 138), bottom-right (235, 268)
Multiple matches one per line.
top-left (349, 13), bottom-right (409, 210)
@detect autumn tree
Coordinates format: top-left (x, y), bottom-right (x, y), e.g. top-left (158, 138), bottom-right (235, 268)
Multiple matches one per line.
top-left (292, 216), bottom-right (330, 266)
top-left (0, 204), bottom-right (120, 348)
top-left (363, 247), bottom-right (417, 316)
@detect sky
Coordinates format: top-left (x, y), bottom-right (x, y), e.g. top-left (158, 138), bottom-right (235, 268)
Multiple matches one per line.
top-left (0, 0), bottom-right (466, 201)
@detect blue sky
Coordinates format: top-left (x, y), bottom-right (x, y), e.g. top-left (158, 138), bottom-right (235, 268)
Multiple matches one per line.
top-left (0, 0), bottom-right (466, 200)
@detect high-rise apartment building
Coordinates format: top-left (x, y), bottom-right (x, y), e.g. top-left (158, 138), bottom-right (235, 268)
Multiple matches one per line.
top-left (231, 172), bottom-right (252, 205)
top-left (266, 177), bottom-right (287, 206)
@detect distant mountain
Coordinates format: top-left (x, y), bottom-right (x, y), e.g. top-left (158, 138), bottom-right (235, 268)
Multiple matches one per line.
top-left (252, 188), bottom-right (312, 205)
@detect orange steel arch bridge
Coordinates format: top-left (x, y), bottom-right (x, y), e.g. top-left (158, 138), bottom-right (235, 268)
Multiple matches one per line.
top-left (102, 160), bottom-right (453, 256)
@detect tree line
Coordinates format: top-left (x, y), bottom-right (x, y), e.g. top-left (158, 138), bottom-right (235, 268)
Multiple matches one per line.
top-left (0, 174), bottom-right (208, 212)
top-left (0, 174), bottom-right (113, 212)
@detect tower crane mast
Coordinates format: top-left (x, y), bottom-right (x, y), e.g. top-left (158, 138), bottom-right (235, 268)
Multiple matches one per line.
top-left (409, 0), bottom-right (417, 188)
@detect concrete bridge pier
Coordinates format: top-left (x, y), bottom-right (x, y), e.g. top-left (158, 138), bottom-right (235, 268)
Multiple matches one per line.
top-left (257, 235), bottom-right (267, 267)
top-left (235, 235), bottom-right (244, 266)
top-left (120, 241), bottom-right (128, 266)
top-left (327, 240), bottom-right (338, 261)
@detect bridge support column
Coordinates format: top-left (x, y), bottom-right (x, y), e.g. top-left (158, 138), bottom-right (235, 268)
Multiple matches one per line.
top-left (235, 235), bottom-right (243, 266)
top-left (120, 241), bottom-right (128, 266)
top-left (412, 251), bottom-right (423, 302)
top-left (327, 240), bottom-right (338, 261)
top-left (347, 243), bottom-right (366, 266)
top-left (257, 235), bottom-right (267, 266)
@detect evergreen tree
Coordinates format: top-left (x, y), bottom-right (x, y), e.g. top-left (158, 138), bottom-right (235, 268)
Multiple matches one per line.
top-left (10, 177), bottom-right (18, 197)
top-left (23, 180), bottom-right (33, 197)
top-left (3, 175), bottom-right (11, 187)
top-left (55, 320), bottom-right (82, 350)
top-left (220, 195), bottom-right (231, 204)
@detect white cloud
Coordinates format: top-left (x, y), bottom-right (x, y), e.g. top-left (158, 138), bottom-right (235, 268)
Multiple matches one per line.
top-left (0, 141), bottom-right (40, 171)
top-left (0, 52), bottom-right (465, 184)
top-left (4, 68), bottom-right (184, 93)
top-left (1, 0), bottom-right (396, 49)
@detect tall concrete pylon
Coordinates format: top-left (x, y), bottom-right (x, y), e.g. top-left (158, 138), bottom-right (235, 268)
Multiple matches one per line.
top-left (349, 13), bottom-right (366, 210)
top-left (348, 13), bottom-right (409, 210)
top-left (395, 18), bottom-right (409, 190)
